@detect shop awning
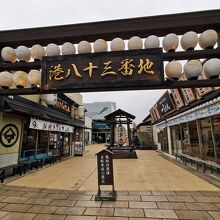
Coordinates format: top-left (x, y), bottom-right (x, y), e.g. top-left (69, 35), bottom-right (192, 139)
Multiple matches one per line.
top-left (0, 96), bottom-right (86, 128)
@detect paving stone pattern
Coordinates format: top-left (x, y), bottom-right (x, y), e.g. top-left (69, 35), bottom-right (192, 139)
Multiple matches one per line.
top-left (0, 185), bottom-right (218, 219)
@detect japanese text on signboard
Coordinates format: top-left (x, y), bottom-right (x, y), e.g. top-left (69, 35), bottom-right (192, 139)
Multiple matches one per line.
top-left (42, 49), bottom-right (164, 92)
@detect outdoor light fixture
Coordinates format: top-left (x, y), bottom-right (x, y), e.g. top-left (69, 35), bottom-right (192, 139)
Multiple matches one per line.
top-left (16, 45), bottom-right (31, 62)
top-left (0, 71), bottom-right (13, 89)
top-left (203, 58), bottom-right (220, 79)
top-left (110, 38), bottom-right (125, 51)
top-left (46, 43), bottom-right (60, 56)
top-left (31, 44), bottom-right (46, 61)
top-left (13, 70), bottom-right (28, 88)
top-left (78, 40), bottom-right (92, 54)
top-left (165, 61), bottom-right (182, 80)
top-left (144, 35), bottom-right (160, 49)
top-left (128, 36), bottom-right (143, 50)
top-left (180, 31), bottom-right (198, 50)
top-left (162, 33), bottom-right (179, 52)
top-left (61, 42), bottom-right (76, 55)
top-left (199, 29), bottom-right (218, 49)
top-left (183, 59), bottom-right (202, 80)
top-left (28, 69), bottom-right (41, 86)
top-left (93, 39), bottom-right (108, 52)
top-left (78, 105), bottom-right (84, 119)
top-left (1, 47), bottom-right (17, 63)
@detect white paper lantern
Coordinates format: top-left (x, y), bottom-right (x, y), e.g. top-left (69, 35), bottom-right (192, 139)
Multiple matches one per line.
top-left (181, 31), bottom-right (198, 50)
top-left (128, 36), bottom-right (143, 50)
top-left (78, 106), bottom-right (84, 119)
top-left (110, 38), bottom-right (125, 51)
top-left (46, 43), bottom-right (60, 56)
top-left (0, 71), bottom-right (13, 88)
top-left (93, 39), bottom-right (108, 52)
top-left (13, 71), bottom-right (28, 88)
top-left (61, 42), bottom-right (76, 55)
top-left (165, 61), bottom-right (182, 80)
top-left (144, 35), bottom-right (160, 48)
top-left (16, 46), bottom-right (31, 62)
top-left (45, 94), bottom-right (57, 105)
top-left (184, 60), bottom-right (202, 80)
top-left (28, 69), bottom-right (41, 85)
top-left (199, 29), bottom-right (218, 49)
top-left (78, 41), bottom-right (92, 54)
top-left (31, 44), bottom-right (46, 60)
top-left (1, 47), bottom-right (17, 63)
top-left (162, 33), bottom-right (179, 52)
top-left (203, 58), bottom-right (220, 79)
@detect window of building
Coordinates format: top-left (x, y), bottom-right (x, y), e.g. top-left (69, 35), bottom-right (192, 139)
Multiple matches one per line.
top-left (188, 121), bottom-right (200, 158)
top-left (181, 123), bottom-right (191, 156)
top-left (170, 125), bottom-right (182, 156)
top-left (212, 115), bottom-right (220, 163)
top-left (161, 128), bottom-right (169, 153)
top-left (199, 118), bottom-right (215, 162)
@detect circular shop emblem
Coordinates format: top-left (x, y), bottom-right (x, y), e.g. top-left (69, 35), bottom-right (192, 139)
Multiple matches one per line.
top-left (0, 124), bottom-right (19, 148)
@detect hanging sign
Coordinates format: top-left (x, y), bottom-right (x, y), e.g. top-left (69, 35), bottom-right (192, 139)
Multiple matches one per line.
top-left (180, 74), bottom-right (196, 104)
top-left (42, 48), bottom-right (164, 92)
top-left (170, 89), bottom-right (185, 110)
top-left (157, 91), bottom-right (176, 117)
top-left (29, 118), bottom-right (74, 133)
top-left (195, 72), bottom-right (214, 97)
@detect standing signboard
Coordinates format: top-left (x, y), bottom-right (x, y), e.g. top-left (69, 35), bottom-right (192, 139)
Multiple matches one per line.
top-left (74, 142), bottom-right (83, 156)
top-left (95, 149), bottom-right (116, 201)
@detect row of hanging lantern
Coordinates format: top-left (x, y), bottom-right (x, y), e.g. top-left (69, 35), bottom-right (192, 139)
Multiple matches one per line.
top-left (0, 70), bottom-right (41, 89)
top-left (165, 58), bottom-right (220, 80)
top-left (0, 29), bottom-right (218, 63)
top-left (0, 29), bottom-right (219, 89)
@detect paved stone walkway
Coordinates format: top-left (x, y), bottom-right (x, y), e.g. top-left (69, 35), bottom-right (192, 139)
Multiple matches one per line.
top-left (1, 144), bottom-right (219, 219)
top-left (6, 144), bottom-right (219, 191)
top-left (0, 185), bottom-right (219, 219)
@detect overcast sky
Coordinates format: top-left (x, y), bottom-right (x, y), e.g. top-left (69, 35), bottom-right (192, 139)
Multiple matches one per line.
top-left (1, 0), bottom-right (220, 123)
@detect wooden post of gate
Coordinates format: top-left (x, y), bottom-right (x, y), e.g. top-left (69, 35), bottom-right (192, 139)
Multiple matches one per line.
top-left (95, 149), bottom-right (117, 201)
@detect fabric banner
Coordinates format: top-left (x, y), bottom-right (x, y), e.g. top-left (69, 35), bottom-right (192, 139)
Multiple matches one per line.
top-left (29, 118), bottom-right (74, 133)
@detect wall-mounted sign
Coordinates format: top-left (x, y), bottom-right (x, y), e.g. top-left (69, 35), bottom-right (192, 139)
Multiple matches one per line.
top-left (29, 118), bottom-right (74, 133)
top-left (150, 104), bottom-right (160, 123)
top-left (157, 91), bottom-right (176, 118)
top-left (117, 125), bottom-right (124, 146)
top-left (150, 108), bottom-right (156, 123)
top-left (53, 97), bottom-right (71, 114)
top-left (42, 49), bottom-right (164, 92)
top-left (0, 124), bottom-right (19, 148)
top-left (196, 72), bottom-right (214, 97)
top-left (180, 74), bottom-right (197, 105)
top-left (170, 89), bottom-right (185, 110)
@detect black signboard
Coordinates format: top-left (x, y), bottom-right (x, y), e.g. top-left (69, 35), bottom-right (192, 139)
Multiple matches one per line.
top-left (95, 149), bottom-right (116, 201)
top-left (96, 149), bottom-right (114, 185)
top-left (74, 142), bottom-right (83, 156)
top-left (157, 91), bottom-right (176, 118)
top-left (42, 48), bottom-right (164, 93)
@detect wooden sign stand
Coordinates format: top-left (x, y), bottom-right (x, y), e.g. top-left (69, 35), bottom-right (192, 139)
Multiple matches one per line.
top-left (95, 149), bottom-right (117, 201)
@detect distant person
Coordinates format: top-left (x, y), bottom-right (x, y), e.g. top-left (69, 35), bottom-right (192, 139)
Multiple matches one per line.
top-left (98, 135), bottom-right (102, 143)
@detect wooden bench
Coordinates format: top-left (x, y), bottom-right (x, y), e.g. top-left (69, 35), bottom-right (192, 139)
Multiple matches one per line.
top-left (0, 164), bottom-right (19, 183)
top-left (180, 153), bottom-right (220, 173)
top-left (19, 159), bottom-right (39, 175)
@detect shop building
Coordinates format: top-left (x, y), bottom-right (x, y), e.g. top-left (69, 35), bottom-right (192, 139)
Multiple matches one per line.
top-left (0, 93), bottom-right (85, 168)
top-left (84, 102), bottom-right (116, 143)
top-left (134, 115), bottom-right (155, 149)
top-left (150, 81), bottom-right (220, 166)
